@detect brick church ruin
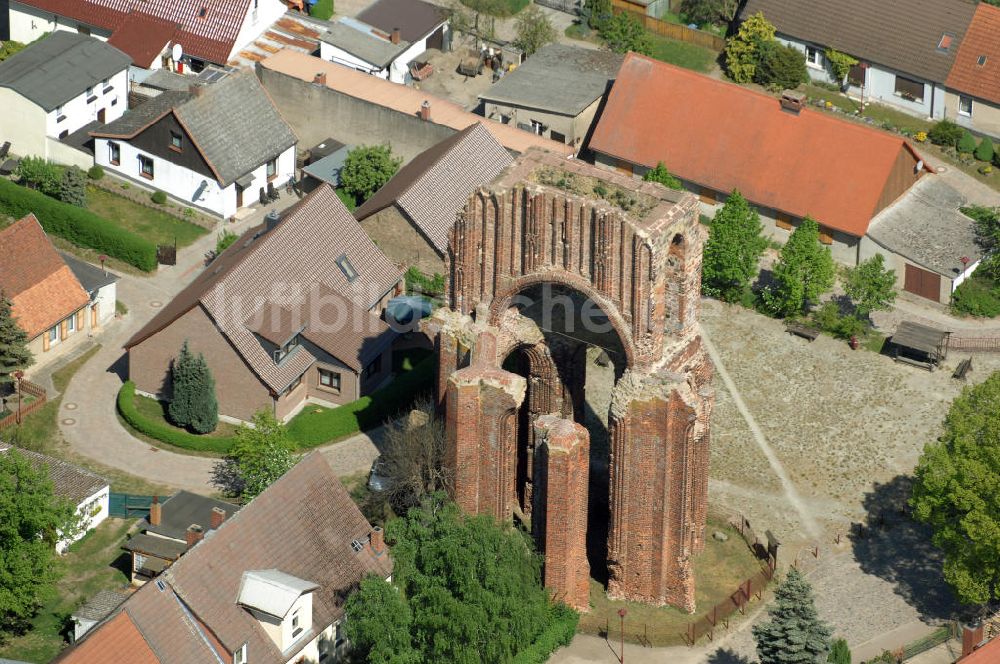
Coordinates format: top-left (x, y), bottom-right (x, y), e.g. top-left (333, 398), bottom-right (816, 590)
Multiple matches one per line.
top-left (426, 149), bottom-right (714, 612)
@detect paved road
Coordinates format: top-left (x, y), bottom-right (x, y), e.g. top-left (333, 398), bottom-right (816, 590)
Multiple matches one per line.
top-left (56, 200), bottom-right (383, 494)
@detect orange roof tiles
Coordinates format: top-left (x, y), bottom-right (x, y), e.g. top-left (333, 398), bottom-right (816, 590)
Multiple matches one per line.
top-left (53, 611), bottom-right (159, 664)
top-left (589, 54), bottom-right (928, 238)
top-left (946, 3), bottom-right (1000, 106)
top-left (260, 49), bottom-right (575, 157)
top-left (0, 215), bottom-right (89, 339)
top-left (961, 636), bottom-right (1000, 664)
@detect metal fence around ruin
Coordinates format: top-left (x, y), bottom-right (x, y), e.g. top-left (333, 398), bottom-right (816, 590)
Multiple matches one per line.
top-left (0, 380), bottom-right (48, 431)
top-left (950, 336), bottom-right (1000, 353)
top-left (609, 0), bottom-right (726, 50)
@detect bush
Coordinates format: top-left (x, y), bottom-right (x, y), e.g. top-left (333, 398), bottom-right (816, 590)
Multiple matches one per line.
top-left (286, 355), bottom-right (435, 447)
top-left (957, 130), bottom-right (977, 154)
top-left (754, 39), bottom-right (807, 89)
top-left (151, 190), bottom-right (167, 204)
top-left (16, 156), bottom-right (63, 196)
top-left (117, 382), bottom-right (235, 454)
top-left (975, 137), bottom-right (995, 163)
top-left (828, 637), bottom-right (851, 664)
top-left (0, 178), bottom-right (157, 271)
top-left (341, 145), bottom-right (401, 203)
top-left (310, 0), bottom-right (333, 19)
top-left (58, 165), bottom-right (87, 207)
top-left (215, 229), bottom-right (238, 255)
top-left (405, 266), bottom-right (445, 296)
top-left (511, 604), bottom-right (580, 664)
top-left (334, 187), bottom-right (356, 212)
top-left (87, 165), bottom-right (104, 180)
top-left (601, 11), bottom-right (652, 56)
top-left (927, 120), bottom-right (964, 147)
top-left (811, 302), bottom-right (868, 340)
top-left (951, 275), bottom-right (1000, 317)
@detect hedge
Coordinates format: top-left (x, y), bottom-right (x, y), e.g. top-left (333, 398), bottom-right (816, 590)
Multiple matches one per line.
top-left (118, 381), bottom-right (235, 454)
top-left (0, 178), bottom-right (157, 271)
top-left (512, 604), bottom-right (580, 664)
top-left (286, 355), bottom-right (436, 447)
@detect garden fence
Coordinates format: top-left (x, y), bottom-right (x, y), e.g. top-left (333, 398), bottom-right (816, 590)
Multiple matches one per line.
top-left (109, 492), bottom-right (159, 518)
top-left (950, 336), bottom-right (1000, 353)
top-left (609, 0), bottom-right (726, 50)
top-left (683, 566), bottom-right (774, 646)
top-left (535, 0), bottom-right (578, 14)
top-left (0, 380), bottom-right (48, 431)
top-left (900, 623), bottom-right (958, 660)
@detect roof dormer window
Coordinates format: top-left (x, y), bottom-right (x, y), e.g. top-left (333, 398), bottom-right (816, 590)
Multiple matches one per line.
top-left (291, 608), bottom-right (303, 639)
top-left (978, 55), bottom-right (988, 67)
top-left (273, 334), bottom-right (300, 364)
top-left (233, 644), bottom-right (247, 664)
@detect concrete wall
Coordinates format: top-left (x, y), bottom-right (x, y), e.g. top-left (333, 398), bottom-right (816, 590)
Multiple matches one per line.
top-left (129, 304), bottom-right (274, 421)
top-left (95, 138), bottom-right (295, 218)
top-left (945, 90), bottom-right (1000, 139)
top-left (358, 205), bottom-right (446, 275)
top-left (258, 65), bottom-right (457, 162)
top-left (482, 96), bottom-right (600, 148)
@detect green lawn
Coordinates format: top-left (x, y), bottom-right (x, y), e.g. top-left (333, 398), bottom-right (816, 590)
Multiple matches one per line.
top-left (86, 186), bottom-right (208, 248)
top-left (0, 518), bottom-right (133, 662)
top-left (577, 517), bottom-right (765, 646)
top-left (648, 32), bottom-right (717, 72)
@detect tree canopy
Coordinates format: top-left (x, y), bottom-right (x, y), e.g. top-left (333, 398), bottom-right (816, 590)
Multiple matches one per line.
top-left (843, 254), bottom-right (896, 319)
top-left (911, 372), bottom-right (1000, 605)
top-left (345, 494), bottom-right (578, 663)
top-left (762, 217), bottom-right (835, 316)
top-left (168, 341), bottom-right (218, 434)
top-left (0, 449), bottom-right (81, 634)
top-left (224, 411), bottom-right (299, 500)
top-left (701, 191), bottom-right (768, 303)
top-left (753, 567), bottom-right (831, 664)
top-left (680, 0), bottom-right (738, 26)
top-left (514, 6), bottom-right (556, 56)
top-left (0, 293), bottom-right (32, 393)
top-left (340, 145), bottom-right (401, 203)
top-left (602, 11), bottom-right (652, 56)
top-left (642, 162), bottom-right (683, 190)
top-left (724, 12), bottom-right (776, 83)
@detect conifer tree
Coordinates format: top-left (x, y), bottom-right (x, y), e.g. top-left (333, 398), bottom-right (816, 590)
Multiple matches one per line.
top-left (188, 352), bottom-right (218, 434)
top-left (753, 568), bottom-right (832, 664)
top-left (0, 292), bottom-right (33, 394)
top-left (701, 190), bottom-right (768, 302)
top-left (168, 341), bottom-right (195, 428)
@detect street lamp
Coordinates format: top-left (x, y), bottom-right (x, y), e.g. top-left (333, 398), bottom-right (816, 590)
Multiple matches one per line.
top-left (13, 370), bottom-right (23, 424)
top-left (618, 607), bottom-right (627, 664)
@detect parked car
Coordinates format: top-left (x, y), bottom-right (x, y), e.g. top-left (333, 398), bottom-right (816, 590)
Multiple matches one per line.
top-left (367, 455), bottom-right (391, 492)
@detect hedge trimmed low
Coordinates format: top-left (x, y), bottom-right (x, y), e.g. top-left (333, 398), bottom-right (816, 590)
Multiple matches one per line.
top-left (0, 178), bottom-right (157, 271)
top-left (512, 604), bottom-right (580, 664)
top-left (287, 356), bottom-right (436, 447)
top-left (118, 381), bottom-right (235, 454)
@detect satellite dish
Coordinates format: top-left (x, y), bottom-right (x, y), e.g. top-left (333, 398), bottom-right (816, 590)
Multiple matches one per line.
top-left (171, 43), bottom-right (183, 62)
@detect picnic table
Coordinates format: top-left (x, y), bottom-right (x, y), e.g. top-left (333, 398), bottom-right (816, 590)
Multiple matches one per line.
top-left (785, 322), bottom-right (820, 342)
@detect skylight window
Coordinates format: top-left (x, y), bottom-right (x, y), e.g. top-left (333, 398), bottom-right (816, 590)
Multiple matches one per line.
top-left (978, 55), bottom-right (988, 66)
top-left (937, 34), bottom-right (953, 52)
top-left (198, 6), bottom-right (208, 17)
top-left (336, 255), bottom-right (358, 283)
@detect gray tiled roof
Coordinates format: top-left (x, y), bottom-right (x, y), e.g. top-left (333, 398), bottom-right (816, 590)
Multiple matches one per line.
top-left (73, 590), bottom-right (129, 623)
top-left (479, 44), bottom-right (623, 116)
top-left (92, 91), bottom-right (191, 138)
top-left (320, 21), bottom-right (409, 68)
top-left (356, 0), bottom-right (444, 42)
top-left (60, 252), bottom-right (119, 296)
top-left (173, 72), bottom-right (298, 186)
top-left (127, 185), bottom-right (402, 392)
top-left (0, 32), bottom-right (131, 111)
top-left (145, 491), bottom-right (239, 541)
top-left (867, 176), bottom-right (981, 277)
top-left (740, 0), bottom-right (978, 84)
top-left (354, 123), bottom-right (513, 254)
top-left (0, 445), bottom-right (108, 505)
top-left (142, 69), bottom-right (197, 93)
top-left (122, 533), bottom-right (188, 560)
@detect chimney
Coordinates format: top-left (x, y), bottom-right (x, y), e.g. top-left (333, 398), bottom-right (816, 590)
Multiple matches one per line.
top-left (779, 89), bottom-right (806, 114)
top-left (186, 524), bottom-right (204, 549)
top-left (265, 210), bottom-right (281, 232)
top-left (962, 623), bottom-right (985, 657)
top-left (313, 71), bottom-right (327, 86)
top-left (370, 526), bottom-right (384, 555)
top-left (419, 100), bottom-right (431, 122)
top-left (188, 83), bottom-right (203, 97)
top-left (390, 27), bottom-right (400, 44)
top-left (210, 506), bottom-right (226, 530)
top-left (149, 495), bottom-right (161, 527)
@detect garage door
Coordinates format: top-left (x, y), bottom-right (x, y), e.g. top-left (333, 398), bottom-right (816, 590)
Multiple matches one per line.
top-left (904, 264), bottom-right (941, 301)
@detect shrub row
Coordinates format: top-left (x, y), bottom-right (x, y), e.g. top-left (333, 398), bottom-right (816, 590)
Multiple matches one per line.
top-left (117, 381), bottom-right (235, 453)
top-left (511, 604), bottom-right (580, 664)
top-left (951, 275), bottom-right (1000, 318)
top-left (0, 178), bottom-right (157, 271)
top-left (286, 356), bottom-right (436, 447)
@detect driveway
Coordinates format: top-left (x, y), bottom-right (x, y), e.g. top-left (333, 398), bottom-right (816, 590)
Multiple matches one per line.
top-left (56, 199), bottom-right (383, 494)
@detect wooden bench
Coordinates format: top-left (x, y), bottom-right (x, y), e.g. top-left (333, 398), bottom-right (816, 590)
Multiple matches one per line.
top-left (953, 357), bottom-right (973, 380)
top-left (786, 323), bottom-right (821, 342)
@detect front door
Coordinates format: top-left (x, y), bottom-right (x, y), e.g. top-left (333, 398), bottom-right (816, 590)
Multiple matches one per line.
top-left (91, 303), bottom-right (99, 328)
top-left (235, 184), bottom-right (244, 208)
top-left (97, 108), bottom-right (106, 123)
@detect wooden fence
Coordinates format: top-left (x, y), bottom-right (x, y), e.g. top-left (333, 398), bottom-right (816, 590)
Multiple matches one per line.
top-left (610, 0), bottom-right (726, 50)
top-left (0, 380), bottom-right (48, 431)
top-left (950, 336), bottom-right (1000, 353)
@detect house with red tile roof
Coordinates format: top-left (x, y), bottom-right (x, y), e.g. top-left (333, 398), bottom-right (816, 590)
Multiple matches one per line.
top-left (6, 0), bottom-right (287, 69)
top-left (589, 54), bottom-right (981, 304)
top-left (126, 184), bottom-right (403, 422)
top-left (54, 452), bottom-right (392, 664)
top-left (0, 215), bottom-right (118, 371)
top-left (944, 2), bottom-right (1000, 139)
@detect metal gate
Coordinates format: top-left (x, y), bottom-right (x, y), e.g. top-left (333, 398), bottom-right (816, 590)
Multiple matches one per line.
top-left (109, 492), bottom-right (156, 518)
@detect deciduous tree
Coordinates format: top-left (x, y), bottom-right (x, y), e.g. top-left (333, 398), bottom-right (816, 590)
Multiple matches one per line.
top-left (0, 449), bottom-right (81, 635)
top-left (583, 0), bottom-right (612, 31)
top-left (724, 11), bottom-right (775, 83)
top-left (344, 575), bottom-right (419, 664)
top-left (680, 0), bottom-right (738, 26)
top-left (911, 372), bottom-right (1000, 605)
top-left (223, 411), bottom-right (298, 500)
top-left (762, 217), bottom-right (835, 316)
top-left (0, 293), bottom-right (32, 395)
top-left (340, 145), bottom-right (401, 203)
top-left (701, 191), bottom-right (768, 302)
top-left (642, 161), bottom-right (683, 190)
top-left (514, 6), bottom-right (557, 56)
top-left (602, 11), bottom-right (652, 56)
top-left (753, 568), bottom-right (831, 664)
top-left (843, 254), bottom-right (896, 319)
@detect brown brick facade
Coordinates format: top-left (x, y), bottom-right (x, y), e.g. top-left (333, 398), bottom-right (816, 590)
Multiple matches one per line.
top-left (426, 149), bottom-right (714, 612)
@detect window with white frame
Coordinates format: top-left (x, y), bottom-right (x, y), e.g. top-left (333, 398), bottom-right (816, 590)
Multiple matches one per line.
top-left (233, 644), bottom-right (247, 664)
top-left (48, 326), bottom-right (58, 343)
top-left (67, 314), bottom-right (75, 332)
top-left (805, 45), bottom-right (823, 67)
top-left (959, 95), bottom-right (973, 117)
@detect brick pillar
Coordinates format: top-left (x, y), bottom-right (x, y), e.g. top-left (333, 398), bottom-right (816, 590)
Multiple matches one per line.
top-left (533, 414), bottom-right (590, 612)
top-left (445, 363), bottom-right (525, 521)
top-left (607, 375), bottom-right (700, 612)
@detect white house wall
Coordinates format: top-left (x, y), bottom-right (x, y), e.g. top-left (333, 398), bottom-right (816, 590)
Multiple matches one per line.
top-left (94, 281), bottom-right (117, 326)
top-left (45, 68), bottom-right (128, 139)
top-left (8, 1), bottom-right (111, 43)
top-left (0, 88), bottom-right (47, 158)
top-left (57, 484), bottom-right (110, 554)
top-left (95, 138), bottom-right (295, 217)
top-left (319, 41), bottom-right (390, 79)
